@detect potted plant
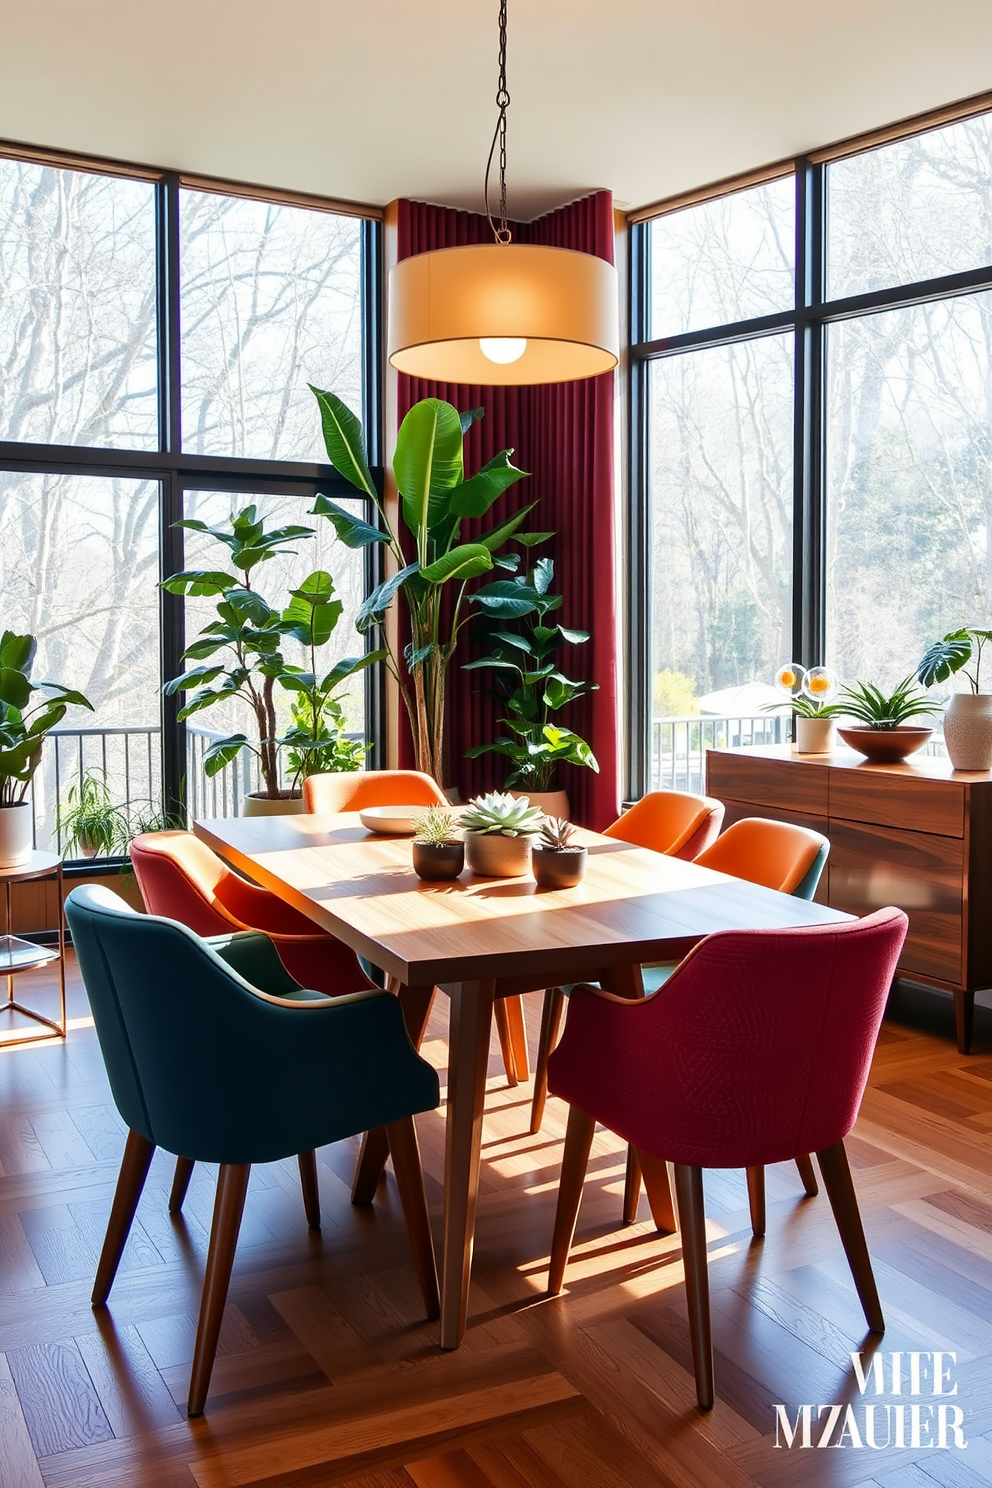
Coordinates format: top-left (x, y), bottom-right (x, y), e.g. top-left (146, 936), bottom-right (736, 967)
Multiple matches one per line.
top-left (411, 805), bottom-right (464, 881)
top-left (57, 769), bottom-right (130, 858)
top-left (917, 627), bottom-right (992, 770)
top-left (0, 631), bottom-right (93, 867)
top-left (531, 816), bottom-right (587, 889)
top-left (283, 695), bottom-right (369, 781)
top-left (459, 791), bottom-right (544, 878)
top-left (463, 558), bottom-right (598, 816)
top-left (768, 663), bottom-right (843, 754)
top-left (309, 389), bottom-right (535, 785)
top-left (163, 510), bottom-right (375, 815)
top-left (835, 678), bottom-right (936, 762)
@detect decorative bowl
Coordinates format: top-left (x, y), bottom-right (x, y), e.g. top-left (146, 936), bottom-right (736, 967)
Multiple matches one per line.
top-left (358, 805), bottom-right (425, 835)
top-left (837, 725), bottom-right (933, 763)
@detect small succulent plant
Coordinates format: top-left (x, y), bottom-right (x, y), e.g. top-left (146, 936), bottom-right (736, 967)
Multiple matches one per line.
top-left (412, 805), bottom-right (460, 846)
top-left (539, 816), bottom-right (578, 851)
top-left (459, 791), bottom-right (544, 837)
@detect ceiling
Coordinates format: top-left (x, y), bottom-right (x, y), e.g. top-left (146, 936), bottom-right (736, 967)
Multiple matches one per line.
top-left (2, 0), bottom-right (992, 218)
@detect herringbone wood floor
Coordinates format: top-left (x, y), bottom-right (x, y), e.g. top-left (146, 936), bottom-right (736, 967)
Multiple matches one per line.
top-left (0, 959), bottom-right (989, 1487)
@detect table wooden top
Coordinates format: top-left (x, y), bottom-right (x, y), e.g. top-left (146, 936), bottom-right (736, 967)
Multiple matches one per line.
top-left (195, 813), bottom-right (851, 988)
top-left (710, 742), bottom-right (992, 784)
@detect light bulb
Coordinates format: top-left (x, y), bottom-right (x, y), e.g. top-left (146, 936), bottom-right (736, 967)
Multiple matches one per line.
top-left (479, 337), bottom-right (527, 364)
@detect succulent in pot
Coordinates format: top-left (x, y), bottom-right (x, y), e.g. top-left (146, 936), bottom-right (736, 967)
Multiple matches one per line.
top-left (836, 678), bottom-right (936, 762)
top-left (411, 806), bottom-right (464, 881)
top-left (459, 791), bottom-right (544, 878)
top-left (531, 816), bottom-right (587, 889)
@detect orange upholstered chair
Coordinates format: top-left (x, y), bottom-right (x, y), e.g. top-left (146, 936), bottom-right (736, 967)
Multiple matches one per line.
top-left (302, 770), bottom-right (447, 814)
top-left (694, 816), bottom-right (829, 901)
top-left (529, 791), bottom-right (726, 1134)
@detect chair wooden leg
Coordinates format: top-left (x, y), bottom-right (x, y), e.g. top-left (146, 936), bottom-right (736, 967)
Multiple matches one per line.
top-left (505, 994), bottom-right (529, 1081)
top-left (92, 1130), bottom-right (156, 1306)
top-left (187, 1163), bottom-right (251, 1417)
top-left (637, 1149), bottom-right (677, 1234)
top-left (297, 1150), bottom-right (320, 1229)
top-left (352, 982), bottom-right (437, 1205)
top-left (530, 986), bottom-right (565, 1134)
top-left (816, 1141), bottom-right (884, 1334)
top-left (746, 1166), bottom-right (766, 1238)
top-left (548, 1105), bottom-right (596, 1295)
top-left (623, 1146), bottom-right (642, 1224)
top-left (385, 1115), bottom-right (439, 1321)
top-left (494, 998), bottom-right (518, 1086)
top-left (795, 1153), bottom-right (819, 1196)
top-left (673, 1163), bottom-right (713, 1411)
top-left (169, 1157), bottom-right (195, 1214)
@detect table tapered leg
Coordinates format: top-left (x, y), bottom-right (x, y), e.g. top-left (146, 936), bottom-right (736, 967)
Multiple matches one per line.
top-left (440, 978), bottom-right (496, 1349)
top-left (352, 979), bottom-right (437, 1204)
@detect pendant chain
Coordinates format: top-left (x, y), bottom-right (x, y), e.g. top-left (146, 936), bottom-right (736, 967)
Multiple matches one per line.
top-left (484, 0), bottom-right (512, 244)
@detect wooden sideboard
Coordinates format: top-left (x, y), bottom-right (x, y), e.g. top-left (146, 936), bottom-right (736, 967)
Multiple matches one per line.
top-left (706, 744), bottom-right (992, 1052)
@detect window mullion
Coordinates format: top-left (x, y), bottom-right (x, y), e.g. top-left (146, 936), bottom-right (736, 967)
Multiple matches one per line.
top-left (793, 157), bottom-right (826, 672)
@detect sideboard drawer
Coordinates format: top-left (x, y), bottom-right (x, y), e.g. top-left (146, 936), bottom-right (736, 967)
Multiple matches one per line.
top-left (829, 772), bottom-right (964, 838)
top-left (828, 820), bottom-right (963, 983)
top-left (706, 752), bottom-right (828, 816)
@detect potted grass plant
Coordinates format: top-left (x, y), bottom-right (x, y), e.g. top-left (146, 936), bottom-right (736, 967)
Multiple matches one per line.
top-left (411, 805), bottom-right (464, 881)
top-left (459, 791), bottom-right (544, 878)
top-left (835, 678), bottom-right (936, 762)
top-left (57, 769), bottom-right (130, 858)
top-left (531, 816), bottom-right (587, 889)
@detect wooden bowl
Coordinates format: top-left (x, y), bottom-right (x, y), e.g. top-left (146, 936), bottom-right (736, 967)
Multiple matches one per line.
top-left (837, 725), bottom-right (933, 763)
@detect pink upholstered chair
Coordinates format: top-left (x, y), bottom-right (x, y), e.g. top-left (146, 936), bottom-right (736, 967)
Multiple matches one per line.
top-left (546, 907), bottom-right (908, 1408)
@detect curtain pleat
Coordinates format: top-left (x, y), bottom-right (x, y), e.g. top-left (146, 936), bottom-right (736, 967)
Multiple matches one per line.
top-left (394, 192), bottom-right (619, 827)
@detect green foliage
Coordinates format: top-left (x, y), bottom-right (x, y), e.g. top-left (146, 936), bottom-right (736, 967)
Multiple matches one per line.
top-left (459, 792), bottom-right (545, 838)
top-left (653, 668), bottom-right (699, 719)
top-left (0, 631), bottom-right (93, 806)
top-left (917, 627), bottom-right (992, 694)
top-left (837, 677), bottom-right (936, 728)
top-left (539, 816), bottom-right (577, 851)
top-left (309, 389), bottom-right (533, 783)
top-left (283, 694), bottom-right (370, 781)
top-left (412, 805), bottom-right (460, 847)
top-left (464, 558), bottom-right (598, 791)
top-left (56, 769), bottom-right (131, 857)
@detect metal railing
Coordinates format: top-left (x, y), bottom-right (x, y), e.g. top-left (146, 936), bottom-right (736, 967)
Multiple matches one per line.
top-left (31, 725), bottom-right (162, 857)
top-left (649, 713), bottom-right (791, 794)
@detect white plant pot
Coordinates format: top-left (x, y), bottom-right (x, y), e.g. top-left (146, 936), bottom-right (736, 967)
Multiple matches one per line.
top-left (795, 717), bottom-right (837, 755)
top-left (243, 793), bottom-right (305, 817)
top-left (509, 788), bottom-right (570, 821)
top-left (942, 692), bottom-right (992, 771)
top-left (465, 831), bottom-right (536, 878)
top-left (0, 802), bottom-right (34, 868)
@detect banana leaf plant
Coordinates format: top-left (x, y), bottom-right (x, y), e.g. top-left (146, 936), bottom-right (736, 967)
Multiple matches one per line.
top-left (310, 390), bottom-right (540, 783)
top-left (463, 558), bottom-right (598, 791)
top-left (162, 507), bottom-right (376, 799)
top-left (0, 631), bottom-right (93, 806)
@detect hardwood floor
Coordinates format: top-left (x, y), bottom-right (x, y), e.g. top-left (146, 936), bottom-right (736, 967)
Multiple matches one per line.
top-left (0, 959), bottom-right (989, 1486)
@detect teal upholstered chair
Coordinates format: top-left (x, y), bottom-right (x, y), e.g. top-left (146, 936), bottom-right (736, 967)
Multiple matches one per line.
top-left (65, 884), bottom-right (441, 1416)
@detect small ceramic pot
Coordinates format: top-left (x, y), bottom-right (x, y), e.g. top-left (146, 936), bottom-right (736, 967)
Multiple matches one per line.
top-left (243, 793), bottom-right (305, 817)
top-left (532, 845), bottom-right (587, 889)
top-left (795, 717), bottom-right (836, 754)
top-left (837, 725), bottom-right (932, 763)
top-left (942, 692), bottom-right (992, 771)
top-left (509, 788), bottom-right (569, 821)
top-left (0, 802), bottom-right (33, 868)
top-left (412, 840), bottom-right (464, 881)
top-left (465, 831), bottom-right (535, 878)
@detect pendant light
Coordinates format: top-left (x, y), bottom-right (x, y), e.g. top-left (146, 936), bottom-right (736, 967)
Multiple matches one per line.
top-left (387, 0), bottom-right (619, 386)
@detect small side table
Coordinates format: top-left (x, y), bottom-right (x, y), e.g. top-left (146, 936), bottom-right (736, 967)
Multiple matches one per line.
top-left (0, 851), bottom-right (67, 1046)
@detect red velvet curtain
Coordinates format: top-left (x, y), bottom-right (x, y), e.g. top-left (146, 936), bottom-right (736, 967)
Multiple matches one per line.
top-left (394, 191), bottom-right (619, 828)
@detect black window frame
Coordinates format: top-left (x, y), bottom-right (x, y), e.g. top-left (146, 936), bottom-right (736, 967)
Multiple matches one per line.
top-left (0, 152), bottom-right (384, 826)
top-left (627, 134), bottom-right (992, 800)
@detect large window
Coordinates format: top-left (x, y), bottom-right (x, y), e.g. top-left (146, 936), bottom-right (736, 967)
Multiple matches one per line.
top-left (630, 105), bottom-right (992, 795)
top-left (0, 149), bottom-right (379, 854)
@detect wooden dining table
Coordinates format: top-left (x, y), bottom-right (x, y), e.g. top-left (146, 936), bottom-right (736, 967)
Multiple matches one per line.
top-left (194, 811), bottom-right (850, 1347)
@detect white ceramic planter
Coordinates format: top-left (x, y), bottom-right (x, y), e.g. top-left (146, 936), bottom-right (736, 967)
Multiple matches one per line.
top-left (465, 831), bottom-right (536, 878)
top-left (243, 793), bottom-right (305, 817)
top-left (795, 717), bottom-right (837, 754)
top-left (0, 802), bottom-right (34, 868)
top-left (509, 788), bottom-right (569, 820)
top-left (942, 692), bottom-right (992, 771)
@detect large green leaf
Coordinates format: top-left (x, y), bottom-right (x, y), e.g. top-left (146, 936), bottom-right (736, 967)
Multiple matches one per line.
top-left (449, 450), bottom-right (529, 518)
top-left (472, 580), bottom-right (541, 618)
top-left (163, 665), bottom-right (225, 697)
top-left (0, 633), bottom-right (35, 672)
top-left (318, 650), bottom-right (388, 691)
top-left (0, 667), bottom-right (31, 709)
top-left (532, 557), bottom-right (554, 595)
top-left (283, 571), bottom-right (343, 648)
top-left (420, 543), bottom-right (493, 585)
top-left (161, 569), bottom-right (236, 597)
top-left (516, 531), bottom-right (554, 547)
top-left (476, 502), bottom-right (538, 553)
top-left (309, 387), bottom-right (377, 498)
top-left (202, 734), bottom-right (252, 777)
top-left (394, 399), bottom-right (464, 535)
top-left (32, 683), bottom-right (92, 710)
top-left (356, 562), bottom-right (420, 634)
top-left (459, 407), bottom-right (485, 435)
top-left (311, 495), bottom-right (386, 548)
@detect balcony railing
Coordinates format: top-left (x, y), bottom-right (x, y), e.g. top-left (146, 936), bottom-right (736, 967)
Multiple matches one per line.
top-left (649, 713), bottom-right (791, 795)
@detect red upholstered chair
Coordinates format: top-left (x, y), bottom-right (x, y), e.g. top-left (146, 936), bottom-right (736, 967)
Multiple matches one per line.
top-left (530, 790), bottom-right (725, 1135)
top-left (546, 907), bottom-right (908, 1409)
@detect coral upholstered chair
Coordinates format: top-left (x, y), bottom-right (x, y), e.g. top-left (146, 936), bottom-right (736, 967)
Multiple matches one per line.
top-left (65, 885), bottom-right (440, 1417)
top-left (546, 907), bottom-right (908, 1409)
top-left (694, 816), bottom-right (829, 903)
top-left (302, 769), bottom-right (447, 814)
